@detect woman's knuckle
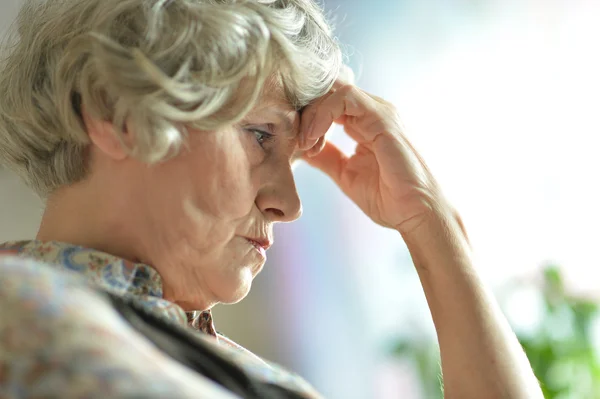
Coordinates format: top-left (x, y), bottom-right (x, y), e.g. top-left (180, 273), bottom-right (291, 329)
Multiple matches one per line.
top-left (338, 84), bottom-right (355, 96)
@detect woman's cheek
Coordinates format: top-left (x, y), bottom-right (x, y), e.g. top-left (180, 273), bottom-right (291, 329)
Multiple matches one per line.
top-left (219, 154), bottom-right (258, 216)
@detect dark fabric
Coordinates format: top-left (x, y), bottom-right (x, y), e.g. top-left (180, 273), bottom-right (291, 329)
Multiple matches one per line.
top-left (106, 292), bottom-right (308, 399)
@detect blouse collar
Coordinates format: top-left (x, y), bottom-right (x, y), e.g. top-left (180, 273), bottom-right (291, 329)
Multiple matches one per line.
top-left (0, 240), bottom-right (217, 337)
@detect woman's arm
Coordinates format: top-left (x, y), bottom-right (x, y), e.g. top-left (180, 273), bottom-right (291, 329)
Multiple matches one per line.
top-left (401, 212), bottom-right (542, 398)
top-left (299, 81), bottom-right (543, 398)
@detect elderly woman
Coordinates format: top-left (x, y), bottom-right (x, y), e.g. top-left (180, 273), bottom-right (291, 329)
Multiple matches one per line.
top-left (0, 0), bottom-right (542, 398)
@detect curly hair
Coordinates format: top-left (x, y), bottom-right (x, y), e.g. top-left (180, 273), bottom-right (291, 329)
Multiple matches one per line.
top-left (0, 0), bottom-right (342, 196)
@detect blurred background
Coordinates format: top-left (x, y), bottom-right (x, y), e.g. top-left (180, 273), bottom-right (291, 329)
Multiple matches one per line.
top-left (2, 0), bottom-right (600, 397)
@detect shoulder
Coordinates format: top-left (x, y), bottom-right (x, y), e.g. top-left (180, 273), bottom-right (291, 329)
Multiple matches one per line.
top-left (0, 254), bottom-right (93, 326)
top-left (0, 255), bottom-right (238, 398)
top-left (0, 254), bottom-right (85, 324)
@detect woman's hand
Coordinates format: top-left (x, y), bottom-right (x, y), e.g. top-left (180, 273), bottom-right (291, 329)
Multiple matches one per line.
top-left (300, 82), bottom-right (544, 399)
top-left (299, 81), bottom-right (451, 234)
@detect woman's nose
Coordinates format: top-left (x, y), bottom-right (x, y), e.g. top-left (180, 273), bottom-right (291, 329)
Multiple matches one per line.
top-left (256, 166), bottom-right (303, 223)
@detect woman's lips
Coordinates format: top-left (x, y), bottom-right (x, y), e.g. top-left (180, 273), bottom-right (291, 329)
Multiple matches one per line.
top-left (246, 239), bottom-right (267, 258)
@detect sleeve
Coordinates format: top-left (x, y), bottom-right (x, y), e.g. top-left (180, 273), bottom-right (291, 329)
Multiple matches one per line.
top-left (0, 256), bottom-right (240, 399)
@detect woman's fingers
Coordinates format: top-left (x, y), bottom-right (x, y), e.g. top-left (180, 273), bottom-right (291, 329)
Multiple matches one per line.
top-left (299, 91), bottom-right (332, 150)
top-left (302, 140), bottom-right (347, 186)
top-left (308, 85), bottom-right (367, 141)
top-left (300, 84), bottom-right (374, 150)
top-left (306, 135), bottom-right (327, 158)
top-left (299, 82), bottom-right (391, 162)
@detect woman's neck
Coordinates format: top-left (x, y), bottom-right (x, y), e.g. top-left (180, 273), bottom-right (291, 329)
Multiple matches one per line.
top-left (37, 182), bottom-right (143, 264)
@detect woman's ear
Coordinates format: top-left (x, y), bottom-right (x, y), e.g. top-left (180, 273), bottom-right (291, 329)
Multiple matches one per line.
top-left (82, 106), bottom-right (129, 161)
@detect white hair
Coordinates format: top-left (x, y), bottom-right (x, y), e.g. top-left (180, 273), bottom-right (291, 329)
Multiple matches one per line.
top-left (0, 0), bottom-right (342, 196)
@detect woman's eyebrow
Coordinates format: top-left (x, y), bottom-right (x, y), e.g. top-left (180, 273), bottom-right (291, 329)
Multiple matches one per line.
top-left (272, 109), bottom-right (299, 138)
top-left (248, 105), bottom-right (300, 139)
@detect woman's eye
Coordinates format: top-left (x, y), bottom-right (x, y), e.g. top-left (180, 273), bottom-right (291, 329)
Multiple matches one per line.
top-left (249, 129), bottom-right (274, 149)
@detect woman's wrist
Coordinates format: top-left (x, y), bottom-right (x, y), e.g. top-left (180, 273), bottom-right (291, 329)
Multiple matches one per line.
top-left (397, 207), bottom-right (471, 271)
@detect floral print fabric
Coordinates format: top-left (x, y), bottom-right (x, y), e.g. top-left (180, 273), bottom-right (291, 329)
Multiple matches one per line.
top-left (0, 240), bottom-right (321, 399)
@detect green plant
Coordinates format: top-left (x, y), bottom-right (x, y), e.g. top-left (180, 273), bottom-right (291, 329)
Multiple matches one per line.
top-left (519, 266), bottom-right (600, 398)
top-left (390, 266), bottom-right (600, 398)
top-left (391, 336), bottom-right (443, 399)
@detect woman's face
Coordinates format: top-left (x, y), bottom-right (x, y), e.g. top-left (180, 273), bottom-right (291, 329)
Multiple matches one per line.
top-left (116, 86), bottom-right (304, 310)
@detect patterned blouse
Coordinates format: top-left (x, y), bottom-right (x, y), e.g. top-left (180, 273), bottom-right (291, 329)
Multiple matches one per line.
top-left (0, 240), bottom-right (321, 398)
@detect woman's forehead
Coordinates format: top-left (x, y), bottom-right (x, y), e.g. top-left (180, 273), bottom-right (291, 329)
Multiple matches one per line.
top-left (250, 82), bottom-right (298, 120)
top-left (256, 79), bottom-right (294, 111)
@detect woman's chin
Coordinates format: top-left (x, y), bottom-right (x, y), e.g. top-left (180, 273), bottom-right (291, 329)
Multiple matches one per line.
top-left (212, 267), bottom-right (255, 305)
